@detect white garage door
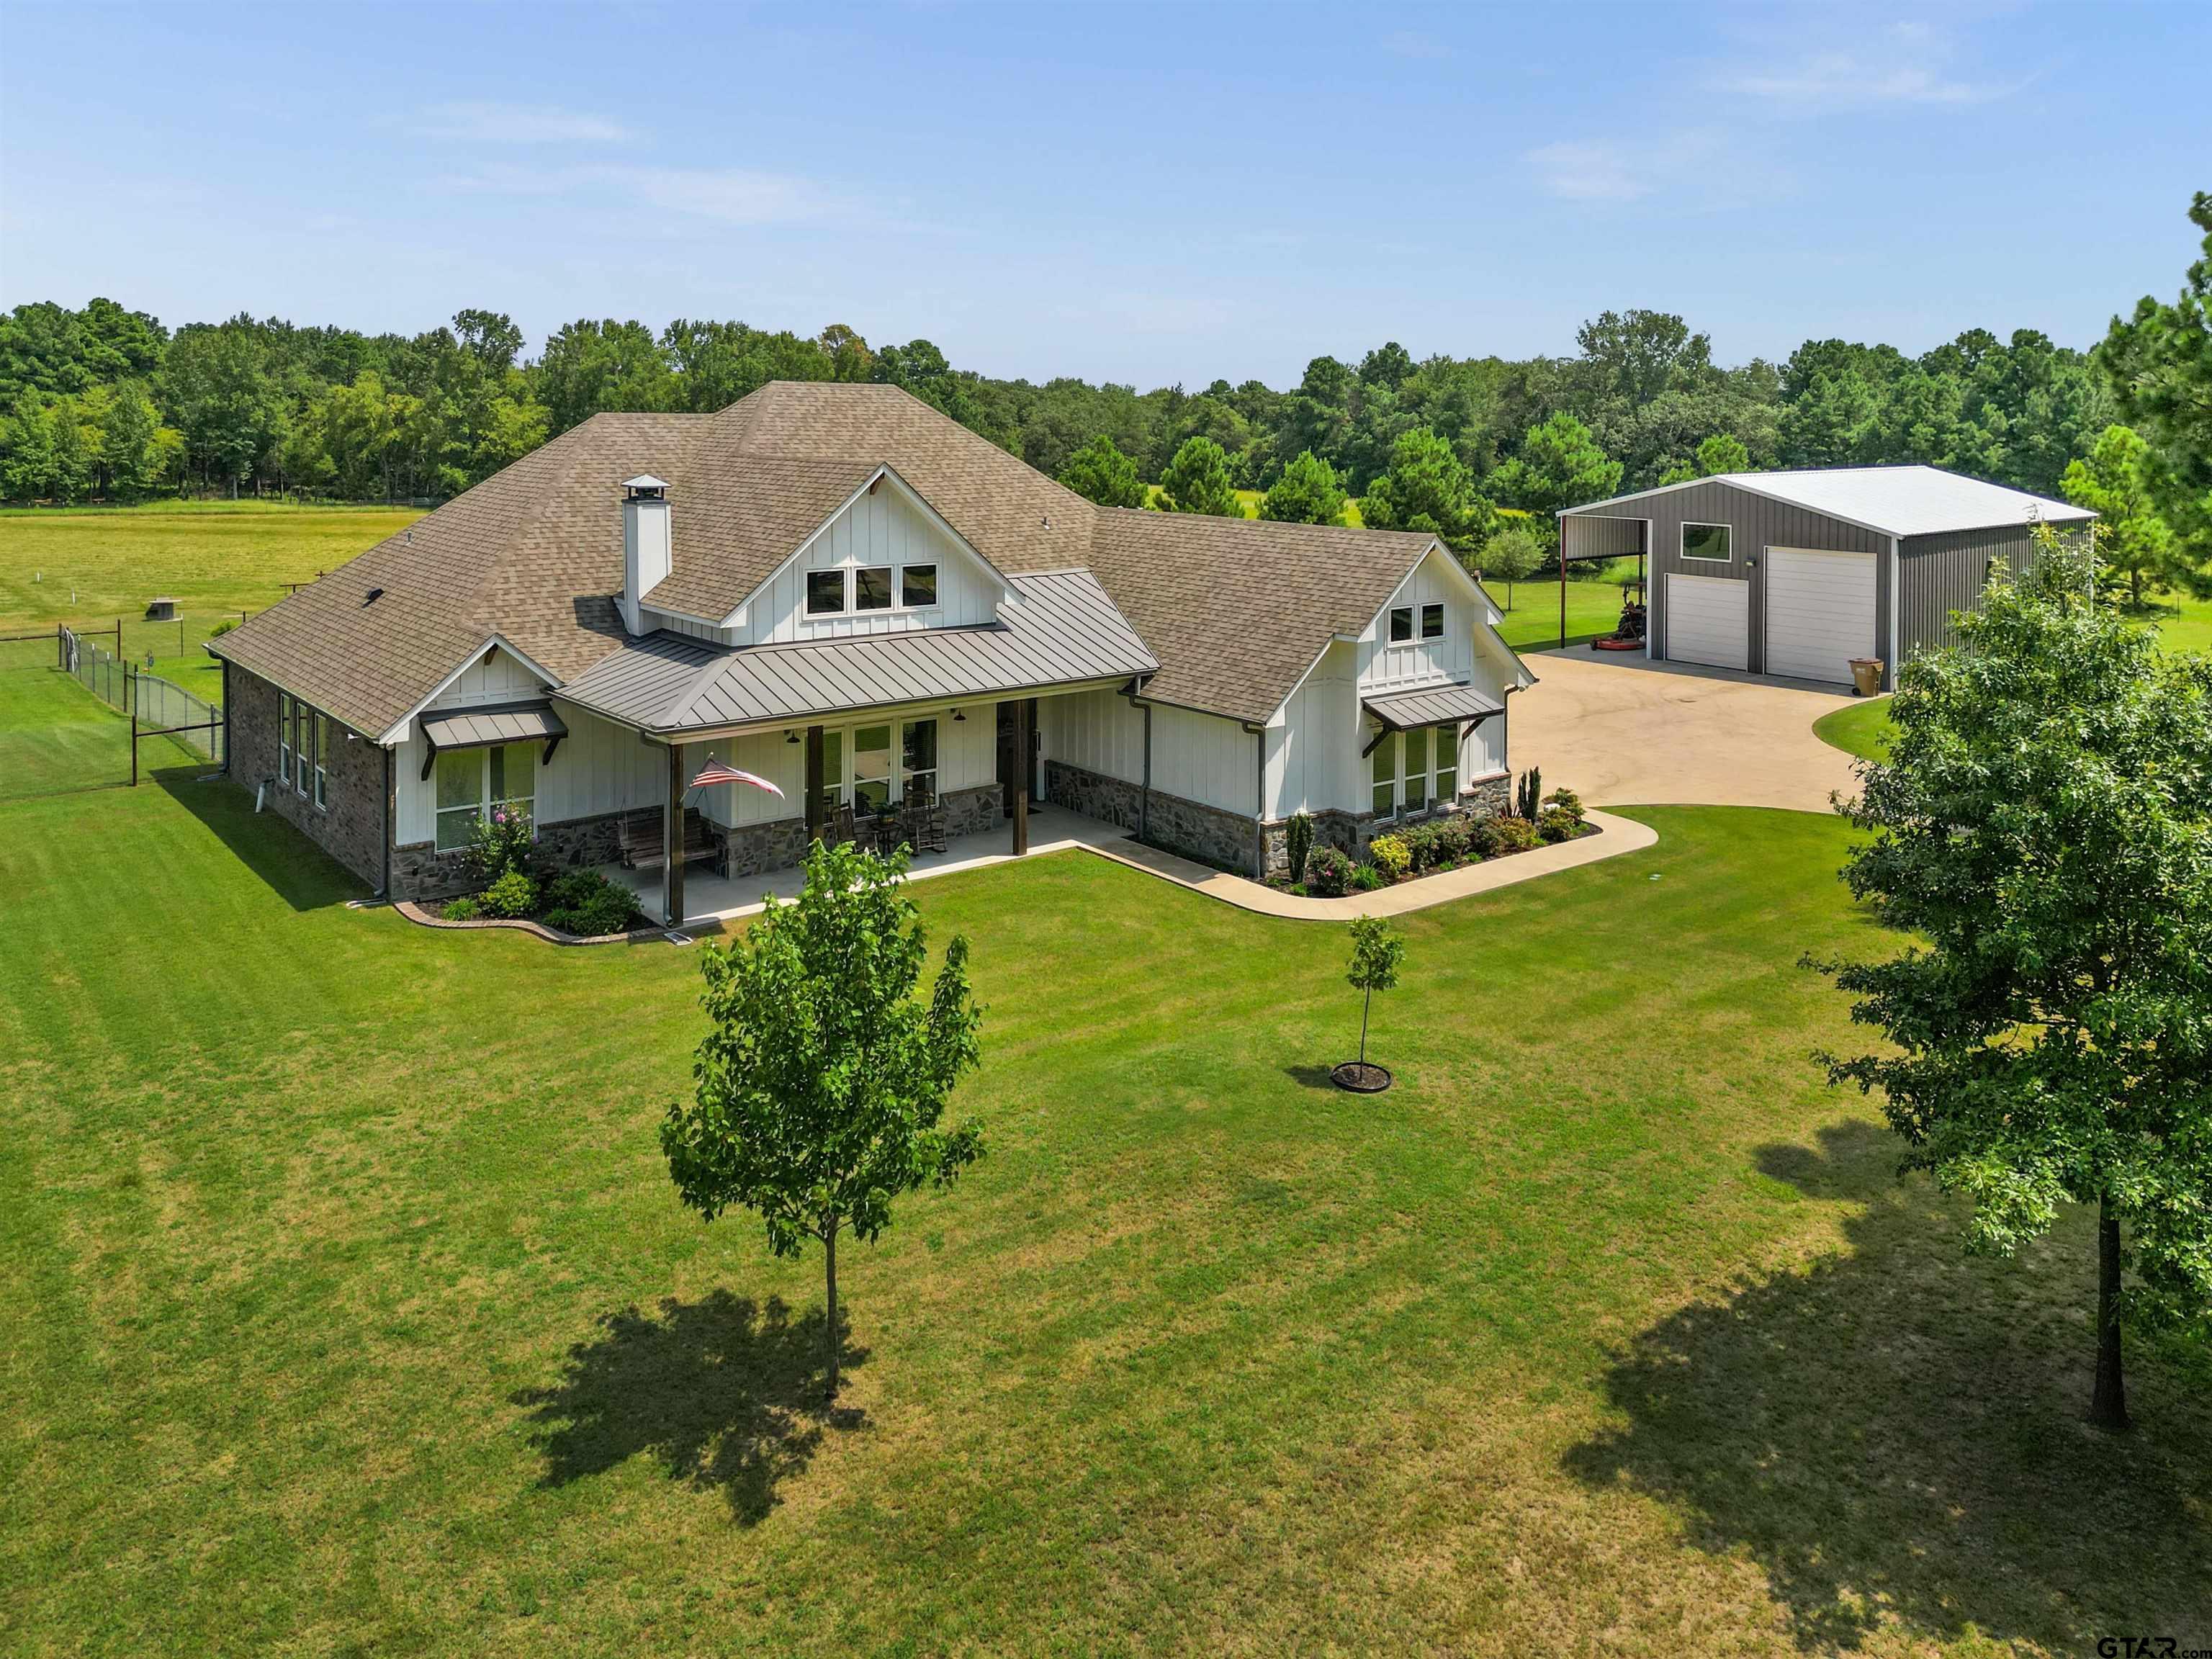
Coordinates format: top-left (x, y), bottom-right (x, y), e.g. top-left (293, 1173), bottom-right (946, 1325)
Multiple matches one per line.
top-left (1766, 547), bottom-right (1878, 685)
top-left (1665, 573), bottom-right (1750, 671)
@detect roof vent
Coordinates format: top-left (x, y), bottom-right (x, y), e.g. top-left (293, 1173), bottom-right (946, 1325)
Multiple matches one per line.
top-left (624, 475), bottom-right (670, 503)
top-left (363, 587), bottom-right (384, 606)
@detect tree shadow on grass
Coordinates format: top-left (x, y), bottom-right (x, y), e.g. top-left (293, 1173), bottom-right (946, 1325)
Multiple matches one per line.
top-left (1565, 1120), bottom-right (2212, 1651)
top-left (513, 1290), bottom-right (867, 1525)
top-left (1282, 1064), bottom-right (1341, 1091)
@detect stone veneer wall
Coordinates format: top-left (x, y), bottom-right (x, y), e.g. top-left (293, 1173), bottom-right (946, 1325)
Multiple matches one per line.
top-left (228, 665), bottom-right (387, 893)
top-left (390, 806), bottom-right (648, 904)
top-left (1259, 772), bottom-right (1514, 875)
top-left (708, 783), bottom-right (1004, 881)
top-left (1046, 759), bottom-right (1262, 873)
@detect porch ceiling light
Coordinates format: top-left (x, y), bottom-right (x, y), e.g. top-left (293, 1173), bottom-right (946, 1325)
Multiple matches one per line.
top-left (784, 729), bottom-right (799, 744)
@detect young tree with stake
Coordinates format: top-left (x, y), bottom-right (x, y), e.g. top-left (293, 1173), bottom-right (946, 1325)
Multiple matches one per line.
top-left (661, 841), bottom-right (984, 1398)
top-left (1812, 533), bottom-right (2212, 1429)
top-left (1344, 915), bottom-right (1406, 1079)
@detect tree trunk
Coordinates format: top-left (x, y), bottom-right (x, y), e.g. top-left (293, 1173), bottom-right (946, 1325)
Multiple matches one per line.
top-left (823, 1219), bottom-right (840, 1400)
top-left (1358, 986), bottom-right (1372, 1066)
top-left (2131, 567), bottom-right (2143, 609)
top-left (2090, 1193), bottom-right (2129, 1431)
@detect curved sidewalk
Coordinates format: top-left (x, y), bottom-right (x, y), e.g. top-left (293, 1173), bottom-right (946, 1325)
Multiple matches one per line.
top-left (1087, 809), bottom-right (1658, 921)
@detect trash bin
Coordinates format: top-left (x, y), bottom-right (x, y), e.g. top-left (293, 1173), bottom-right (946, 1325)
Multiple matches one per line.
top-left (1848, 657), bottom-right (1884, 698)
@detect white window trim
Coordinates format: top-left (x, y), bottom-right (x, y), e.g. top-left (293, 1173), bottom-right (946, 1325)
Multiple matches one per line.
top-left (804, 569), bottom-right (849, 617)
top-left (813, 560), bottom-right (945, 622)
top-left (1681, 521), bottom-right (1734, 563)
top-left (433, 744), bottom-right (538, 853)
top-left (1388, 605), bottom-right (1414, 643)
top-left (814, 714), bottom-right (942, 812)
top-left (1419, 601), bottom-right (1445, 640)
top-left (1369, 721), bottom-right (1459, 819)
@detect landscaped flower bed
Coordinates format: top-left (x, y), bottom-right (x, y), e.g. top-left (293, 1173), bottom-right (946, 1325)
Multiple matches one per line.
top-left (433, 806), bottom-right (648, 937)
top-left (1269, 781), bottom-right (1593, 898)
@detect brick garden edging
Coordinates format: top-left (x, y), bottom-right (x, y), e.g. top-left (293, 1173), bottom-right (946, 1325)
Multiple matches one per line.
top-left (393, 901), bottom-right (723, 947)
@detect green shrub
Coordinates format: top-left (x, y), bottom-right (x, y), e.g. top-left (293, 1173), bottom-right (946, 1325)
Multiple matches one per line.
top-left (1537, 806), bottom-right (1580, 843)
top-left (1285, 811), bottom-right (1314, 886)
top-left (1306, 845), bottom-right (1352, 897)
top-left (1483, 814), bottom-right (1541, 855)
top-left (1543, 786), bottom-right (1586, 827)
top-left (541, 871), bottom-right (641, 935)
top-left (440, 895), bottom-right (482, 922)
top-left (1399, 821), bottom-right (1444, 871)
top-left (1431, 817), bottom-right (1475, 867)
top-left (1370, 834), bottom-right (1412, 881)
top-left (1349, 863), bottom-right (1385, 892)
top-left (480, 868), bottom-right (539, 919)
top-left (209, 618), bottom-right (237, 637)
top-left (467, 805), bottom-right (536, 883)
top-left (1514, 767), bottom-right (1543, 820)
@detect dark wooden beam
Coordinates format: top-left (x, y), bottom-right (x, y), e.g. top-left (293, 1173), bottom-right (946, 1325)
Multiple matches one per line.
top-left (804, 726), bottom-right (824, 848)
top-left (664, 743), bottom-right (685, 927)
top-left (1011, 698), bottom-right (1030, 857)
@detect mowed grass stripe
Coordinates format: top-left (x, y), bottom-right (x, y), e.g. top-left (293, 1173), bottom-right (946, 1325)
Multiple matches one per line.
top-left (1, 709), bottom-right (2207, 1650)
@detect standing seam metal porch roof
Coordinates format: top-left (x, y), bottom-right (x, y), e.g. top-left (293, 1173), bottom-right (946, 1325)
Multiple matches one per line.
top-left (555, 569), bottom-right (1157, 734)
top-left (1362, 682), bottom-right (1504, 731)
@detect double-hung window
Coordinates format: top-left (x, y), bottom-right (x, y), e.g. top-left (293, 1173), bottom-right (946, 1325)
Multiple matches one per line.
top-left (1370, 722), bottom-right (1461, 817)
top-left (279, 693), bottom-right (294, 784)
top-left (434, 743), bottom-right (536, 853)
top-left (312, 711), bottom-right (329, 809)
top-left (817, 728), bottom-right (847, 819)
top-left (853, 724), bottom-right (894, 812)
top-left (901, 717), bottom-right (938, 801)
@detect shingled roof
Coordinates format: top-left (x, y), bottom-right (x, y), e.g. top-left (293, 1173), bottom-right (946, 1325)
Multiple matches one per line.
top-left (212, 381), bottom-right (1470, 739)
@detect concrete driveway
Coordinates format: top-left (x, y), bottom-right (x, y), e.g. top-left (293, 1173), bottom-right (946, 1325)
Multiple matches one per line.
top-left (1509, 649), bottom-right (1862, 812)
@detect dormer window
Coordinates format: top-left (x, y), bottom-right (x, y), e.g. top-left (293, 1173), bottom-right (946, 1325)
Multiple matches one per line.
top-left (806, 571), bottom-right (846, 615)
top-left (855, 566), bottom-right (894, 611)
top-left (900, 565), bottom-right (938, 608)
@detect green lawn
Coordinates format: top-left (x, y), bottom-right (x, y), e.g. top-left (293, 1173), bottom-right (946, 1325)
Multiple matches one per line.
top-left (0, 502), bottom-right (423, 698)
top-left (2134, 586), bottom-right (2212, 655)
top-left (1493, 571), bottom-right (1637, 650)
top-left (1813, 695), bottom-right (1895, 763)
top-left (3, 723), bottom-right (2206, 1651)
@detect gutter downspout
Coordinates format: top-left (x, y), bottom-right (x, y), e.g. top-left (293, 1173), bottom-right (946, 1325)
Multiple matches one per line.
top-left (379, 743), bottom-right (392, 900)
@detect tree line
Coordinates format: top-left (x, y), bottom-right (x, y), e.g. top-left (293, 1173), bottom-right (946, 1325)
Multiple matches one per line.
top-left (4, 190), bottom-right (2206, 606)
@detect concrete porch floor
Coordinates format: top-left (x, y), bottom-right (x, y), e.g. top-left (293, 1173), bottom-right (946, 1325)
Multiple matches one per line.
top-left (606, 802), bottom-right (1135, 927)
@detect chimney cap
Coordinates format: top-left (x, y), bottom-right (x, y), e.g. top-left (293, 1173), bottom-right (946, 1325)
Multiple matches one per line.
top-left (623, 475), bottom-right (670, 498)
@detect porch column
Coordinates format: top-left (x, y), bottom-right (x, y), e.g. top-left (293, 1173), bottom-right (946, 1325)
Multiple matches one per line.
top-left (664, 741), bottom-right (685, 927)
top-left (1010, 698), bottom-right (1030, 856)
top-left (804, 726), bottom-right (824, 848)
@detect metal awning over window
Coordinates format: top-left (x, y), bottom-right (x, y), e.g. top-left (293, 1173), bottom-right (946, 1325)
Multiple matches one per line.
top-left (418, 700), bottom-right (567, 778)
top-left (1362, 681), bottom-right (1503, 733)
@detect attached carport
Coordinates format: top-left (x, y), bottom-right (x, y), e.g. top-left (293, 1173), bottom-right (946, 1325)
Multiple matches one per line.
top-left (1558, 466), bottom-right (2095, 691)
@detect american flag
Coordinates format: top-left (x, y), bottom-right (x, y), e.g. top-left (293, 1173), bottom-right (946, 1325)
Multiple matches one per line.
top-left (690, 760), bottom-right (785, 797)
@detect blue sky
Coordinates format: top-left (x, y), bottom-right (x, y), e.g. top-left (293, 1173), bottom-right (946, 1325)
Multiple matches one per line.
top-left (3, 1), bottom-right (2206, 387)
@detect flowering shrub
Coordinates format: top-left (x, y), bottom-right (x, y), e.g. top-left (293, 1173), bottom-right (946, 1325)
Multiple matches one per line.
top-left (468, 804), bottom-right (536, 883)
top-left (1306, 845), bottom-right (1353, 897)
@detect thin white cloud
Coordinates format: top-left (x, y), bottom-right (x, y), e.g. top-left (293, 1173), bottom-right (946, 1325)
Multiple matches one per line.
top-left (1715, 22), bottom-right (2023, 110)
top-left (415, 102), bottom-right (633, 145)
top-left (440, 161), bottom-right (845, 226)
top-left (1526, 129), bottom-right (1775, 206)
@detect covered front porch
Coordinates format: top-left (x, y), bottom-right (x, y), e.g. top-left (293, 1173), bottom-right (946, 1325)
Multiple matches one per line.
top-left (603, 799), bottom-right (1132, 927)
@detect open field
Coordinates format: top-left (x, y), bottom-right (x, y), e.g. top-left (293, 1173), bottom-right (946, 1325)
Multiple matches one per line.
top-left (0, 503), bottom-right (424, 703)
top-left (2, 693), bottom-right (2206, 1652)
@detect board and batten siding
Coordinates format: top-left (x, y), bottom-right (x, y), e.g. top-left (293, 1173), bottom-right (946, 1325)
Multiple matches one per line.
top-left (1896, 524), bottom-right (2046, 663)
top-left (1575, 480), bottom-right (1891, 680)
top-left (1354, 549), bottom-right (1480, 693)
top-left (394, 701), bottom-right (663, 845)
top-left (1267, 640), bottom-right (1357, 817)
top-left (732, 484), bottom-right (1002, 647)
top-left (1041, 685), bottom-right (1146, 786)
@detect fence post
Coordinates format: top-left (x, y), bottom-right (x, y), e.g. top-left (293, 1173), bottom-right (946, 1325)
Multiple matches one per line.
top-left (130, 708), bottom-right (138, 788)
